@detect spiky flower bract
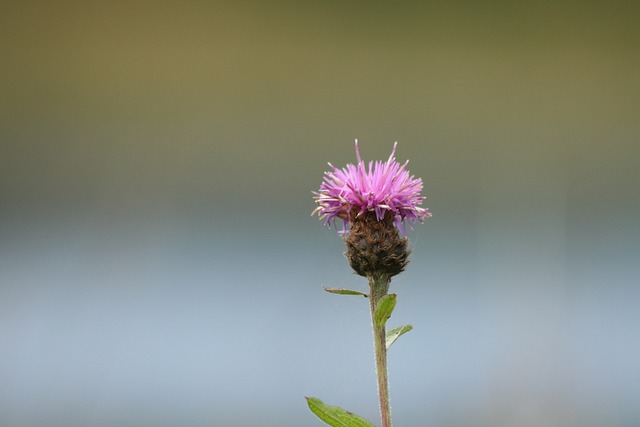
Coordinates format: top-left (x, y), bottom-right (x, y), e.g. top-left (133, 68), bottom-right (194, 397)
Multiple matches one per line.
top-left (313, 140), bottom-right (430, 235)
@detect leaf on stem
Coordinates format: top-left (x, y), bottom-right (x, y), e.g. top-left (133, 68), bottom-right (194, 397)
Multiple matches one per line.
top-left (373, 294), bottom-right (397, 328)
top-left (324, 288), bottom-right (368, 297)
top-left (305, 397), bottom-right (376, 427)
top-left (385, 324), bottom-right (413, 349)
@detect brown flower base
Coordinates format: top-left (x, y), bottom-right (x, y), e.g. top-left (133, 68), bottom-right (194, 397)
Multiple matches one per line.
top-left (344, 210), bottom-right (410, 279)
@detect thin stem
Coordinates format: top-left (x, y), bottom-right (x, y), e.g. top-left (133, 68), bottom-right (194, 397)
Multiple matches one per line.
top-left (368, 275), bottom-right (392, 427)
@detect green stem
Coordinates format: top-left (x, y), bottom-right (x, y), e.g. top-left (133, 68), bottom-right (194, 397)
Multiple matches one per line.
top-left (368, 274), bottom-right (392, 427)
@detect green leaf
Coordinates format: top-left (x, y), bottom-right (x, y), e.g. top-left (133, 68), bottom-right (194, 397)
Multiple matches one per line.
top-left (324, 288), bottom-right (368, 297)
top-left (305, 397), bottom-right (375, 427)
top-left (385, 324), bottom-right (413, 349)
top-left (374, 294), bottom-right (397, 328)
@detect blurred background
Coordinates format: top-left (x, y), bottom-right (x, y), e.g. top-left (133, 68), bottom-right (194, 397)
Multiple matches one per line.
top-left (1, 1), bottom-right (639, 426)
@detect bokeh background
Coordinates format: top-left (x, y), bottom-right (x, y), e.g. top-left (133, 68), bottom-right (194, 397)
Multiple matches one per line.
top-left (1, 1), bottom-right (639, 426)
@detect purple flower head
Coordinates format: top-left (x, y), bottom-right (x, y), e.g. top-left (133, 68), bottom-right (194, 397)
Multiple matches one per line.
top-left (313, 140), bottom-right (431, 235)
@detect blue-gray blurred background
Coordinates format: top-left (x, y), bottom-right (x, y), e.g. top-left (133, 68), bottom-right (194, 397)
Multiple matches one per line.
top-left (1, 2), bottom-right (639, 426)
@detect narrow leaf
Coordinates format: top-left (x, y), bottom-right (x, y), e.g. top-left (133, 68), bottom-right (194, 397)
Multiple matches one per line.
top-left (386, 324), bottom-right (413, 349)
top-left (324, 288), bottom-right (368, 297)
top-left (305, 397), bottom-right (375, 427)
top-left (374, 294), bottom-right (397, 328)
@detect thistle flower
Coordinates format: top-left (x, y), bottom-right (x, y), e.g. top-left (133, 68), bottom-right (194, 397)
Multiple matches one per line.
top-left (307, 140), bottom-right (430, 427)
top-left (313, 140), bottom-right (430, 279)
top-left (312, 140), bottom-right (430, 236)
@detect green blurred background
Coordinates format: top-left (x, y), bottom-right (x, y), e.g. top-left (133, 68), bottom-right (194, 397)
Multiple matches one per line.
top-left (1, 1), bottom-right (639, 426)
